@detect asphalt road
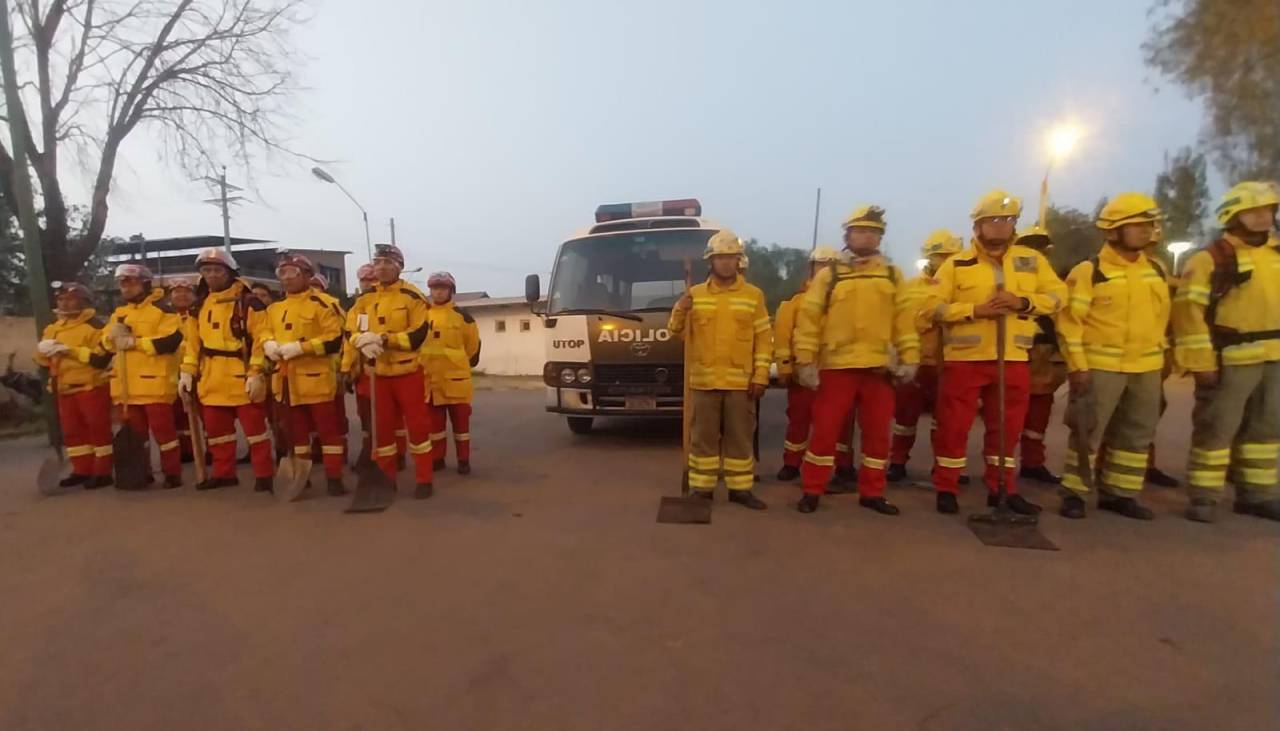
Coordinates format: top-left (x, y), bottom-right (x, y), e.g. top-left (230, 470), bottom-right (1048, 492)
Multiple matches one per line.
top-left (0, 381), bottom-right (1276, 730)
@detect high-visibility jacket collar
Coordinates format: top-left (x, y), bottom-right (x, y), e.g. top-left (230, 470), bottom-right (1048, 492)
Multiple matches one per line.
top-left (966, 239), bottom-right (1014, 264)
top-left (284, 289), bottom-right (314, 302)
top-left (1099, 242), bottom-right (1147, 269)
top-left (206, 279), bottom-right (250, 304)
top-left (1223, 232), bottom-right (1279, 251)
top-left (53, 308), bottom-right (96, 330)
top-left (373, 279), bottom-right (406, 293)
top-left (433, 298), bottom-right (457, 311)
top-left (706, 274), bottom-right (744, 294)
top-left (124, 287), bottom-right (165, 309)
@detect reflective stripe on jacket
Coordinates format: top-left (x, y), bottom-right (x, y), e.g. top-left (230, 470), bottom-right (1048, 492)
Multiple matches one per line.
top-left (668, 275), bottom-right (772, 390)
top-left (1173, 234), bottom-right (1280, 371)
top-left (264, 291), bottom-right (345, 405)
top-left (794, 254), bottom-right (919, 370)
top-left (422, 300), bottom-right (480, 404)
top-left (345, 280), bottom-right (430, 378)
top-left (33, 309), bottom-right (111, 395)
top-left (1057, 245), bottom-right (1170, 373)
top-left (182, 280), bottom-right (267, 407)
top-left (104, 288), bottom-right (184, 405)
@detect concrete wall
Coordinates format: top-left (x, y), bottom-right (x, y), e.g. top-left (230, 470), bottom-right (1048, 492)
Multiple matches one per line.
top-left (467, 305), bottom-right (544, 376)
top-left (0, 316), bottom-right (38, 373)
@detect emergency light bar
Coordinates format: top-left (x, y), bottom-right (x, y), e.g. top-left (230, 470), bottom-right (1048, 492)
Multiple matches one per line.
top-left (594, 198), bottom-right (702, 223)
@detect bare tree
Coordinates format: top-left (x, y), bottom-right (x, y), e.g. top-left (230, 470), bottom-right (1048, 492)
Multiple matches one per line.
top-left (0, 0), bottom-right (308, 284)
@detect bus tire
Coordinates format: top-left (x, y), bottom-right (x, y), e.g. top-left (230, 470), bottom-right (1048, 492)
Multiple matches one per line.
top-left (566, 416), bottom-right (594, 435)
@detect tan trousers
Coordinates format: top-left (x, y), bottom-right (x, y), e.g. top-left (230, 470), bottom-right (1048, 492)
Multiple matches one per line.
top-left (1188, 361), bottom-right (1280, 503)
top-left (687, 389), bottom-right (755, 492)
top-left (1061, 369), bottom-right (1163, 498)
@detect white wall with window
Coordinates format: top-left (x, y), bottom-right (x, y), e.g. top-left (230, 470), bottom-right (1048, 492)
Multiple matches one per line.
top-left (459, 297), bottom-right (545, 376)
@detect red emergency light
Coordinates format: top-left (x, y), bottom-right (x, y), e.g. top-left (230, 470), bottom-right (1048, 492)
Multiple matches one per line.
top-left (594, 198), bottom-right (702, 223)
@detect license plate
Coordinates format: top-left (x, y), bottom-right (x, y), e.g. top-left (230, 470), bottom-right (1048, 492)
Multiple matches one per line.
top-left (625, 395), bottom-right (657, 410)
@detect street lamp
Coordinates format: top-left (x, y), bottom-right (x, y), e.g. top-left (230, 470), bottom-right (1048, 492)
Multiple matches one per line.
top-left (1167, 240), bottom-right (1193, 274)
top-left (916, 258), bottom-right (930, 273)
top-left (311, 166), bottom-right (373, 259)
top-left (1038, 122), bottom-right (1083, 226)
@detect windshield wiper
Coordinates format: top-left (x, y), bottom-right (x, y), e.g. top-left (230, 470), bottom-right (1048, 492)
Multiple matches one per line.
top-left (552, 308), bottom-right (644, 322)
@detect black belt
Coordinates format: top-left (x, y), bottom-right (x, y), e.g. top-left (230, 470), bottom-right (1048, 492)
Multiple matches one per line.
top-left (201, 346), bottom-right (244, 359)
top-left (1212, 328), bottom-right (1280, 348)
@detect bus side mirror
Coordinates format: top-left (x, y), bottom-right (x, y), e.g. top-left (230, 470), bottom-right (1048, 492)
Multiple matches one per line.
top-left (525, 274), bottom-right (540, 304)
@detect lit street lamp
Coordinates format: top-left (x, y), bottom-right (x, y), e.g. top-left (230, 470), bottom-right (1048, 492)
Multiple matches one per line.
top-left (311, 166), bottom-right (373, 259)
top-left (1167, 240), bottom-right (1193, 274)
top-left (1039, 122), bottom-right (1083, 226)
top-left (916, 258), bottom-right (930, 273)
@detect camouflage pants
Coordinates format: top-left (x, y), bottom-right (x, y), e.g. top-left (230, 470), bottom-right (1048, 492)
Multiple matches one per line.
top-left (1188, 361), bottom-right (1280, 504)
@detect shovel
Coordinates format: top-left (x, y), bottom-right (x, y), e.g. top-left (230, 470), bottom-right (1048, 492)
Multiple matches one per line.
top-left (111, 327), bottom-right (151, 491)
top-left (36, 358), bottom-right (69, 496)
top-left (968, 284), bottom-right (1056, 551)
top-left (275, 371), bottom-right (314, 502)
top-left (1065, 384), bottom-right (1097, 492)
top-left (347, 316), bottom-right (397, 514)
top-left (183, 391), bottom-right (208, 486)
top-left (658, 258), bottom-right (711, 525)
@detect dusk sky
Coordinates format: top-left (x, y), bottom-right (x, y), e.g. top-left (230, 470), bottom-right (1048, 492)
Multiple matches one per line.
top-left (81, 0), bottom-right (1208, 294)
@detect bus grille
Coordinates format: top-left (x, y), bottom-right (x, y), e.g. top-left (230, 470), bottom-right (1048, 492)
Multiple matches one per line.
top-left (593, 363), bottom-right (683, 387)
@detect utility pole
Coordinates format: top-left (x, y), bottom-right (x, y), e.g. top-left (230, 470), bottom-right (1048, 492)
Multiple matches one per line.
top-left (390, 217), bottom-right (397, 246)
top-left (201, 167), bottom-right (246, 252)
top-left (810, 187), bottom-right (822, 250)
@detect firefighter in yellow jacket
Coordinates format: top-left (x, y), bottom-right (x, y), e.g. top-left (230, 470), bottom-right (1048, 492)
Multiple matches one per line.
top-left (1174, 181), bottom-right (1280, 523)
top-left (179, 248), bottom-right (273, 492)
top-left (262, 253), bottom-right (349, 495)
top-left (918, 190), bottom-right (1067, 515)
top-left (792, 205), bottom-right (920, 515)
top-left (669, 230), bottom-right (772, 509)
top-left (1056, 193), bottom-right (1170, 520)
top-left (168, 276), bottom-right (200, 463)
top-left (103, 263), bottom-right (185, 488)
top-left (774, 245), bottom-right (844, 481)
top-left (1014, 226), bottom-right (1068, 485)
top-left (423, 271), bottom-right (481, 474)
top-left (34, 282), bottom-right (114, 488)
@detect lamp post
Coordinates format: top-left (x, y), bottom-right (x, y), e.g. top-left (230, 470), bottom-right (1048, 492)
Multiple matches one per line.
top-left (1039, 123), bottom-right (1082, 227)
top-left (1167, 241), bottom-right (1193, 274)
top-left (311, 166), bottom-right (373, 259)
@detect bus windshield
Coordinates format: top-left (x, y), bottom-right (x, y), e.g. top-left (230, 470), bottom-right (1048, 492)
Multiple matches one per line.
top-left (547, 229), bottom-right (715, 315)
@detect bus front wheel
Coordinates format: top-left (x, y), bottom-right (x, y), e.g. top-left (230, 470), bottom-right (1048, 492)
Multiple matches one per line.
top-left (566, 416), bottom-right (594, 435)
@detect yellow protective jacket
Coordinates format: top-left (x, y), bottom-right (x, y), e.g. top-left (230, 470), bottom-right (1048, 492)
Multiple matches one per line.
top-left (32, 309), bottom-right (112, 395)
top-left (773, 288), bottom-right (806, 377)
top-left (263, 290), bottom-right (346, 406)
top-left (901, 274), bottom-right (942, 367)
top-left (794, 254), bottom-right (919, 369)
top-left (668, 275), bottom-right (772, 390)
top-left (181, 280), bottom-right (268, 407)
top-left (345, 280), bottom-right (431, 378)
top-left (103, 288), bottom-right (184, 405)
top-left (918, 242), bottom-right (1067, 363)
top-left (1057, 245), bottom-right (1171, 374)
top-left (422, 300), bottom-right (481, 404)
top-left (1173, 234), bottom-right (1280, 372)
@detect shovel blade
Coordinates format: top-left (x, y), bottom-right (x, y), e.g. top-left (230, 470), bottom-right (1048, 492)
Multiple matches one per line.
top-left (657, 496), bottom-right (712, 524)
top-left (968, 513), bottom-right (1058, 551)
top-left (112, 426), bottom-right (151, 491)
top-left (37, 456), bottom-right (67, 496)
top-left (346, 463), bottom-right (396, 514)
top-left (276, 457), bottom-right (314, 503)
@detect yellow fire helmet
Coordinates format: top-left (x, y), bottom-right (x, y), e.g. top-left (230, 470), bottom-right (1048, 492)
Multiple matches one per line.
top-left (842, 205), bottom-right (887, 231)
top-left (810, 245), bottom-right (840, 263)
top-left (1014, 225), bottom-right (1053, 250)
top-left (703, 229), bottom-right (745, 260)
top-left (1096, 192), bottom-right (1162, 230)
top-left (921, 229), bottom-right (963, 257)
top-left (970, 189), bottom-right (1023, 221)
top-left (1215, 180), bottom-right (1280, 226)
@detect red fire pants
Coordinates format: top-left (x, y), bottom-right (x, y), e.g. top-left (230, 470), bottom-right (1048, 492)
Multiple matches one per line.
top-left (357, 376), bottom-right (405, 462)
top-left (782, 385), bottom-right (854, 469)
top-left (933, 361), bottom-right (1030, 495)
top-left (59, 386), bottom-right (113, 477)
top-left (172, 397), bottom-right (195, 461)
top-left (1019, 392), bottom-right (1055, 469)
top-left (800, 369), bottom-right (894, 497)
top-left (202, 403), bottom-right (273, 480)
top-left (373, 371), bottom-right (434, 484)
top-left (123, 402), bottom-right (181, 477)
top-left (890, 364), bottom-right (939, 465)
top-left (288, 399), bottom-right (345, 478)
top-left (429, 401), bottom-right (472, 463)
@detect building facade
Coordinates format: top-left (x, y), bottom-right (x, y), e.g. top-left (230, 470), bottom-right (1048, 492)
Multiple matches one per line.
top-left (458, 296), bottom-right (545, 376)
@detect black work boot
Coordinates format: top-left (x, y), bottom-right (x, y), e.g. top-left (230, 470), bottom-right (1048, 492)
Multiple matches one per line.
top-left (958, 474), bottom-right (971, 486)
top-left (86, 475), bottom-right (112, 490)
top-left (433, 459), bottom-right (446, 472)
top-left (457, 461), bottom-right (471, 475)
top-left (776, 465), bottom-right (800, 482)
top-left (992, 493), bottom-right (1042, 516)
top-left (936, 492), bottom-right (959, 514)
top-left (1186, 498), bottom-right (1217, 523)
top-left (254, 476), bottom-right (274, 493)
top-left (797, 493), bottom-right (820, 513)
top-left (1099, 495), bottom-right (1155, 521)
top-left (728, 491), bottom-right (767, 510)
top-left (859, 496), bottom-right (900, 516)
top-left (163, 475), bottom-right (183, 490)
top-left (196, 477), bottom-right (238, 491)
top-left (1234, 499), bottom-right (1280, 522)
top-left (1019, 465), bottom-right (1061, 484)
top-left (326, 477), bottom-right (348, 497)
top-left (1059, 494), bottom-right (1087, 519)
top-left (59, 473), bottom-right (91, 488)
top-left (885, 464), bottom-right (907, 483)
top-left (828, 467), bottom-right (858, 494)
top-left (414, 482), bottom-right (434, 500)
top-left (1145, 467), bottom-right (1179, 488)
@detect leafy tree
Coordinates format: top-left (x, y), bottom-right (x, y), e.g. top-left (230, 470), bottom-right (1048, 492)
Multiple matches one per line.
top-left (1144, 0), bottom-right (1280, 180)
top-left (1153, 146), bottom-right (1211, 244)
top-left (0, 191), bottom-right (27, 314)
top-left (1044, 205), bottom-right (1101, 276)
top-left (743, 239), bottom-right (809, 313)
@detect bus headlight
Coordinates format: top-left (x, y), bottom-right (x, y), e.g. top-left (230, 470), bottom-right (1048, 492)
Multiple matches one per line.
top-left (576, 368), bottom-right (592, 384)
top-left (560, 367), bottom-right (577, 385)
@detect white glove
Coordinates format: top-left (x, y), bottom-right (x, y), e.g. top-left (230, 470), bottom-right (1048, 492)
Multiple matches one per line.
top-left (245, 373), bottom-right (266, 402)
top-left (893, 363), bottom-right (919, 384)
top-left (38, 339), bottom-right (69, 357)
top-left (178, 372), bottom-right (194, 396)
top-left (353, 332), bottom-right (383, 349)
top-left (114, 333), bottom-right (136, 351)
top-left (262, 340), bottom-right (282, 361)
top-left (359, 342), bottom-right (384, 359)
top-left (279, 341), bottom-right (305, 361)
top-left (796, 363), bottom-right (820, 390)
